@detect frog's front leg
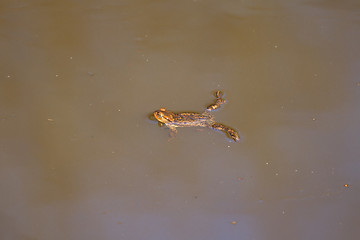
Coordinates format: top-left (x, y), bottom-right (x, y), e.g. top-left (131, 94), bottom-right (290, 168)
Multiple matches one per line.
top-left (167, 126), bottom-right (178, 141)
top-left (211, 123), bottom-right (240, 142)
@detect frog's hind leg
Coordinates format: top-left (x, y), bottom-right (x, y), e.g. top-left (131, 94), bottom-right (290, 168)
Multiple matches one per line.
top-left (211, 123), bottom-right (240, 142)
top-left (206, 90), bottom-right (226, 111)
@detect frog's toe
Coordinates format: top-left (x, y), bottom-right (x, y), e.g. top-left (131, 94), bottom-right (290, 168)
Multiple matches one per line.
top-left (229, 131), bottom-right (240, 142)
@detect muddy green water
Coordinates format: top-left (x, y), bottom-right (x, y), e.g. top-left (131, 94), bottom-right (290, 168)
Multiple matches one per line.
top-left (1, 1), bottom-right (359, 240)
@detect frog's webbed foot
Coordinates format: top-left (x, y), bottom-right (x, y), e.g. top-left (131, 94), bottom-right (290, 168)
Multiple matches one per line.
top-left (211, 123), bottom-right (240, 142)
top-left (206, 90), bottom-right (226, 111)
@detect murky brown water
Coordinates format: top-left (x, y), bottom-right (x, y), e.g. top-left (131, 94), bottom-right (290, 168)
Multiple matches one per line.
top-left (1, 0), bottom-right (360, 239)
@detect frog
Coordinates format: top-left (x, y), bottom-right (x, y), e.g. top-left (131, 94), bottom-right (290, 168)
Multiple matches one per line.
top-left (153, 91), bottom-right (240, 142)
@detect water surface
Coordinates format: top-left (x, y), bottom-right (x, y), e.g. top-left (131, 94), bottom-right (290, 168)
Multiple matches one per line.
top-left (1, 0), bottom-right (359, 239)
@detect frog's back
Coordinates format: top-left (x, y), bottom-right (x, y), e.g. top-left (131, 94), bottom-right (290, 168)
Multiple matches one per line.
top-left (170, 112), bottom-right (212, 127)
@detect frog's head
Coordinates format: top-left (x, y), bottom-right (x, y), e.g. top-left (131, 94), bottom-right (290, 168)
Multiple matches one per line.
top-left (153, 108), bottom-right (174, 124)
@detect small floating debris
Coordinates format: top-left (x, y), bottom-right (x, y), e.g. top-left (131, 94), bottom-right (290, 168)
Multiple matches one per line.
top-left (237, 177), bottom-right (244, 181)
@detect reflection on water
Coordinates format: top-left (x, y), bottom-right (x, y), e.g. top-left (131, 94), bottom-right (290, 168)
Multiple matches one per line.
top-left (0, 0), bottom-right (359, 239)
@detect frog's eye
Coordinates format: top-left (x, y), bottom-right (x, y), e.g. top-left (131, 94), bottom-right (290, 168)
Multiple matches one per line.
top-left (163, 115), bottom-right (172, 121)
top-left (160, 108), bottom-right (166, 111)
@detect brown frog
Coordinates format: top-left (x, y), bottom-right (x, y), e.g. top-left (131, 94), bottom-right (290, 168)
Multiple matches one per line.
top-left (153, 91), bottom-right (240, 142)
